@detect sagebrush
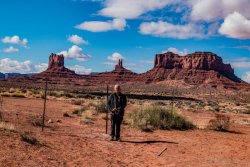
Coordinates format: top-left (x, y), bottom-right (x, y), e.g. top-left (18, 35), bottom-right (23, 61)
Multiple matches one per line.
top-left (127, 105), bottom-right (195, 131)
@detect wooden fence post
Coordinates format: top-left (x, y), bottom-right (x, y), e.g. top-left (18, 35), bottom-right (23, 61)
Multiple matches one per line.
top-left (42, 80), bottom-right (48, 132)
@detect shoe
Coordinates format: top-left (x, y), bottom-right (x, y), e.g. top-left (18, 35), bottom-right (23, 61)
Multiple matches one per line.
top-left (110, 137), bottom-right (115, 141)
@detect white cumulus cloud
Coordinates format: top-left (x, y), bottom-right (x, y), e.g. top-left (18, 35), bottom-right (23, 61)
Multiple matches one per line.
top-left (107, 52), bottom-right (124, 61)
top-left (99, 0), bottom-right (176, 19)
top-left (139, 21), bottom-right (204, 39)
top-left (3, 46), bottom-right (19, 53)
top-left (219, 12), bottom-right (250, 39)
top-left (242, 71), bottom-right (250, 83)
top-left (68, 65), bottom-right (92, 75)
top-left (67, 35), bottom-right (88, 45)
top-left (58, 45), bottom-right (91, 62)
top-left (75, 18), bottom-right (126, 32)
top-left (189, 0), bottom-right (250, 22)
top-left (0, 58), bottom-right (46, 74)
top-left (162, 47), bottom-right (188, 56)
top-left (0, 58), bottom-right (91, 75)
top-left (1, 35), bottom-right (28, 47)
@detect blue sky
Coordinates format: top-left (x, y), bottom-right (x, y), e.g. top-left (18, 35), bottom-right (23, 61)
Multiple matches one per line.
top-left (0, 0), bottom-right (249, 82)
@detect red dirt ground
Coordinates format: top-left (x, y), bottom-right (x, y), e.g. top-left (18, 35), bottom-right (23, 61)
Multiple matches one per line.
top-left (0, 97), bottom-right (250, 167)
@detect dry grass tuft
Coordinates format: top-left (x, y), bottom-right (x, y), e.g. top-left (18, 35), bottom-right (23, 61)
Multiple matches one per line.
top-left (208, 113), bottom-right (231, 132)
top-left (0, 121), bottom-right (15, 131)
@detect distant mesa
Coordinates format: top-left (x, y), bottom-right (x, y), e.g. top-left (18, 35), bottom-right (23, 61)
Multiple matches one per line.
top-left (1, 52), bottom-right (249, 89)
top-left (137, 52), bottom-right (243, 86)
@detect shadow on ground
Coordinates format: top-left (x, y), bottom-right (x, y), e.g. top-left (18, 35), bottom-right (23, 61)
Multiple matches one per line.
top-left (121, 140), bottom-right (178, 144)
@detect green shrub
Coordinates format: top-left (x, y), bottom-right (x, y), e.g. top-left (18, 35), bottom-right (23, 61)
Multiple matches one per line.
top-left (95, 101), bottom-right (108, 113)
top-left (127, 105), bottom-right (195, 131)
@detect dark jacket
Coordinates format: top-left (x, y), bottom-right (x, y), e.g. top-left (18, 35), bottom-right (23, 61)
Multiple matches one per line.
top-left (108, 93), bottom-right (127, 117)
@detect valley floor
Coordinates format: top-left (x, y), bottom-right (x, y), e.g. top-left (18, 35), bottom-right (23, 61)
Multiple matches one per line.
top-left (0, 97), bottom-right (250, 167)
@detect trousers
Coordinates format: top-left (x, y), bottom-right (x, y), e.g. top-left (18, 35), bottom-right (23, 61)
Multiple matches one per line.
top-left (110, 114), bottom-right (123, 139)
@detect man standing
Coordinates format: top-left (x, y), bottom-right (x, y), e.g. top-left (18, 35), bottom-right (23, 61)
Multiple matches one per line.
top-left (108, 84), bottom-right (127, 141)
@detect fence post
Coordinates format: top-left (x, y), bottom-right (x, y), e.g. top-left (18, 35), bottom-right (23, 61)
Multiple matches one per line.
top-left (106, 85), bottom-right (109, 134)
top-left (42, 80), bottom-right (48, 132)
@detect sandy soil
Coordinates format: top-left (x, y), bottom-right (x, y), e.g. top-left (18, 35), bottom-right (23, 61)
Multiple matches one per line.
top-left (0, 97), bottom-right (250, 167)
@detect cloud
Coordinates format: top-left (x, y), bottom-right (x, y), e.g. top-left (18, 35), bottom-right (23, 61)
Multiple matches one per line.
top-left (75, 18), bottom-right (126, 32)
top-left (68, 65), bottom-right (92, 75)
top-left (107, 52), bottom-right (124, 61)
top-left (99, 0), bottom-right (176, 19)
top-left (0, 58), bottom-right (91, 75)
top-left (67, 35), bottom-right (88, 45)
top-left (139, 21), bottom-right (204, 39)
top-left (219, 12), bottom-right (250, 39)
top-left (103, 61), bottom-right (116, 67)
top-left (3, 46), bottom-right (19, 53)
top-left (162, 47), bottom-right (188, 56)
top-left (242, 71), bottom-right (250, 83)
top-left (0, 58), bottom-right (47, 74)
top-left (58, 45), bottom-right (91, 62)
top-left (232, 61), bottom-right (250, 69)
top-left (1, 35), bottom-right (28, 47)
top-left (139, 60), bottom-right (153, 64)
top-left (189, 0), bottom-right (250, 22)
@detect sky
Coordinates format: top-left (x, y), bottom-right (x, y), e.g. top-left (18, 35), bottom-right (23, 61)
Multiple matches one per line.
top-left (0, 0), bottom-right (249, 82)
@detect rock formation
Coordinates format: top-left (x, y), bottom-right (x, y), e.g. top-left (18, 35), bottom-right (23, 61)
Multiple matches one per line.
top-left (32, 53), bottom-right (78, 79)
top-left (1, 52), bottom-right (247, 89)
top-left (48, 53), bottom-right (64, 69)
top-left (153, 52), bottom-right (234, 73)
top-left (85, 59), bottom-right (137, 84)
top-left (137, 52), bottom-right (244, 87)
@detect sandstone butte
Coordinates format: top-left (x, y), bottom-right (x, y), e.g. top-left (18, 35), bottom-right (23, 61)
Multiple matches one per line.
top-left (2, 52), bottom-right (249, 89)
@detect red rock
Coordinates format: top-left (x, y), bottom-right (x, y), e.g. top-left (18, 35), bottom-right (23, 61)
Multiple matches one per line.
top-left (138, 52), bottom-right (245, 87)
top-left (32, 53), bottom-right (79, 79)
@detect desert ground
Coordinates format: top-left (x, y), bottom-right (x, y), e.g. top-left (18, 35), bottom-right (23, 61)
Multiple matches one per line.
top-left (0, 87), bottom-right (250, 167)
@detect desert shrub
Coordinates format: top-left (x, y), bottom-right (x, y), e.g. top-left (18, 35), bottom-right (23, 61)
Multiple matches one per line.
top-left (77, 94), bottom-right (95, 99)
top-left (29, 115), bottom-right (48, 127)
top-left (95, 101), bottom-right (108, 113)
top-left (9, 88), bottom-right (16, 93)
top-left (63, 112), bottom-right (70, 117)
top-left (0, 121), bottom-right (15, 131)
top-left (20, 88), bottom-right (27, 93)
top-left (64, 92), bottom-right (74, 98)
top-left (208, 113), bottom-right (230, 132)
top-left (127, 105), bottom-right (195, 131)
top-left (88, 102), bottom-right (96, 108)
top-left (128, 100), bottom-right (135, 105)
top-left (153, 101), bottom-right (165, 106)
top-left (72, 106), bottom-right (87, 116)
top-left (243, 107), bottom-right (250, 114)
top-left (12, 93), bottom-right (26, 98)
top-left (71, 99), bottom-right (84, 106)
top-left (0, 96), bottom-right (3, 121)
top-left (21, 133), bottom-right (41, 146)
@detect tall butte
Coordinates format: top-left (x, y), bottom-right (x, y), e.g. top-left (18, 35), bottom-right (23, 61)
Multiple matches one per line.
top-left (87, 59), bottom-right (137, 84)
top-left (137, 52), bottom-right (246, 88)
top-left (32, 53), bottom-right (78, 78)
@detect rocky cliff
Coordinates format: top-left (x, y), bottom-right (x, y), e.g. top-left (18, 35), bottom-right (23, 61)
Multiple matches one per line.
top-left (137, 52), bottom-right (244, 87)
top-left (154, 52), bottom-right (234, 73)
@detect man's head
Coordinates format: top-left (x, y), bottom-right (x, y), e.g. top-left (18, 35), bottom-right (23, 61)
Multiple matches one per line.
top-left (114, 84), bottom-right (121, 95)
